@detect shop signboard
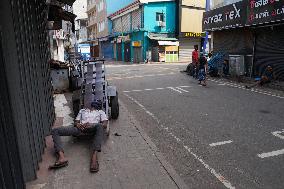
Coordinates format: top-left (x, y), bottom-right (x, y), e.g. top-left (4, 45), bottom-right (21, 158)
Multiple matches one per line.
top-left (203, 0), bottom-right (284, 31)
top-left (246, 0), bottom-right (284, 25)
top-left (180, 32), bottom-right (206, 38)
top-left (132, 41), bottom-right (142, 47)
top-left (203, 1), bottom-right (246, 31)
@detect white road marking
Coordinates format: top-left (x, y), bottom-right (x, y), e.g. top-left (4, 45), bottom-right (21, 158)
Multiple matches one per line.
top-left (123, 86), bottom-right (192, 93)
top-left (124, 93), bottom-right (235, 189)
top-left (272, 130), bottom-right (284, 140)
top-left (167, 87), bottom-right (183, 93)
top-left (208, 79), bottom-right (284, 99)
top-left (209, 140), bottom-right (233, 147)
top-left (257, 149), bottom-right (284, 158)
top-left (218, 83), bottom-right (227, 86)
top-left (176, 87), bottom-right (189, 93)
top-left (144, 74), bottom-right (155, 77)
top-left (108, 72), bottom-right (175, 80)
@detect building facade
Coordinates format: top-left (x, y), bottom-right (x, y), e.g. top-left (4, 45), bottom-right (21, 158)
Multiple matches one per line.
top-left (86, 0), bottom-right (135, 59)
top-left (203, 0), bottom-right (284, 79)
top-left (178, 0), bottom-right (206, 62)
top-left (109, 0), bottom-right (178, 63)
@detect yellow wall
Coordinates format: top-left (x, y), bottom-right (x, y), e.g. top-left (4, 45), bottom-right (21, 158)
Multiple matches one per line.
top-left (181, 8), bottom-right (204, 33)
top-left (181, 0), bottom-right (206, 8)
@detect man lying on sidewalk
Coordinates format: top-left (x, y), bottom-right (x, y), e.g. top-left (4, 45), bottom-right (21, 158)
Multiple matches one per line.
top-left (49, 100), bottom-right (108, 173)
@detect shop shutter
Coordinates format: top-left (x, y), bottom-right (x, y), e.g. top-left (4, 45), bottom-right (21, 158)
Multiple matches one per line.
top-left (179, 39), bottom-right (200, 62)
top-left (101, 42), bottom-right (113, 59)
top-left (213, 28), bottom-right (253, 56)
top-left (113, 18), bottom-right (122, 33)
top-left (132, 8), bottom-right (142, 30)
top-left (254, 25), bottom-right (284, 80)
top-left (122, 13), bottom-right (131, 32)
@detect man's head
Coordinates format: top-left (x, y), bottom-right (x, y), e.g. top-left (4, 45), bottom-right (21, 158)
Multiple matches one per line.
top-left (267, 65), bottom-right (273, 72)
top-left (91, 100), bottom-right (103, 110)
top-left (194, 45), bottom-right (198, 51)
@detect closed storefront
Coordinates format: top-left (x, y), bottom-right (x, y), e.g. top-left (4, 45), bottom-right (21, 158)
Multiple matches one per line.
top-left (116, 43), bottom-right (122, 61)
top-left (179, 38), bottom-right (201, 62)
top-left (90, 44), bottom-right (99, 58)
top-left (203, 0), bottom-right (284, 79)
top-left (254, 25), bottom-right (284, 80)
top-left (213, 28), bottom-right (253, 55)
top-left (132, 41), bottom-right (143, 63)
top-left (124, 42), bottom-right (131, 62)
top-left (100, 41), bottom-right (113, 59)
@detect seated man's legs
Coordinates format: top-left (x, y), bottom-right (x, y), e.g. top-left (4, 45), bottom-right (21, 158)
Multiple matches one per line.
top-left (51, 126), bottom-right (82, 163)
top-left (90, 124), bottom-right (104, 172)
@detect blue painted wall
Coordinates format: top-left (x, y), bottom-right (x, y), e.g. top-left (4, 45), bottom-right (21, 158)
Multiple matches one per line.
top-left (143, 1), bottom-right (176, 33)
top-left (106, 0), bottom-right (136, 15)
top-left (101, 41), bottom-right (113, 59)
top-left (130, 31), bottom-right (146, 61)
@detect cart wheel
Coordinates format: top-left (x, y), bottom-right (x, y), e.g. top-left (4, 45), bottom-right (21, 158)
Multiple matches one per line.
top-left (110, 92), bottom-right (119, 119)
top-left (73, 99), bottom-right (80, 117)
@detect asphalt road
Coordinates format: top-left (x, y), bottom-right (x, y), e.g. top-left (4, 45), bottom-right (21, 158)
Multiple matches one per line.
top-left (106, 63), bottom-right (284, 189)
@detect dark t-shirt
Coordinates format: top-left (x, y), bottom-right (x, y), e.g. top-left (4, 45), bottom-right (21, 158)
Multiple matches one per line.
top-left (263, 70), bottom-right (273, 80)
top-left (199, 57), bottom-right (206, 70)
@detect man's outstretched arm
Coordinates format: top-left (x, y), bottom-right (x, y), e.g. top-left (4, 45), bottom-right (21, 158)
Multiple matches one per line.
top-left (101, 120), bottom-right (108, 129)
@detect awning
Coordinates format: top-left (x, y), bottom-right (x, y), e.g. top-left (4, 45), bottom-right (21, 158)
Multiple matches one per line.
top-left (158, 41), bottom-right (179, 46)
top-left (52, 0), bottom-right (76, 6)
top-left (48, 5), bottom-right (77, 32)
top-left (148, 35), bottom-right (178, 41)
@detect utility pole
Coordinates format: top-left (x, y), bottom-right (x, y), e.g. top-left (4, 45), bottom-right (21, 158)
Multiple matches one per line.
top-left (202, 0), bottom-right (210, 54)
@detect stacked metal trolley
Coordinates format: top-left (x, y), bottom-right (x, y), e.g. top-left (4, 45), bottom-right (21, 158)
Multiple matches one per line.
top-left (72, 59), bottom-right (119, 136)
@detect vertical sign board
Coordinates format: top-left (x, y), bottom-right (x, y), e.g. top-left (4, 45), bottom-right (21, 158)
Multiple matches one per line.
top-left (202, 1), bottom-right (246, 31)
top-left (246, 0), bottom-right (284, 25)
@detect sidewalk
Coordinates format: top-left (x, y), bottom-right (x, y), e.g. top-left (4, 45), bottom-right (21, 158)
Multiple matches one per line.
top-left (26, 93), bottom-right (187, 189)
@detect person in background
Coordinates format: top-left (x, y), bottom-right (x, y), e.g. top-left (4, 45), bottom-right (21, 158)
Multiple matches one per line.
top-left (246, 66), bottom-right (275, 88)
top-left (198, 56), bottom-right (208, 86)
top-left (207, 52), bottom-right (212, 62)
top-left (223, 59), bottom-right (230, 76)
top-left (192, 45), bottom-right (199, 78)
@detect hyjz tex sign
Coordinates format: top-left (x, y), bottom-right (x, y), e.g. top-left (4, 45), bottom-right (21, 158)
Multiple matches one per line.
top-left (203, 1), bottom-right (245, 31)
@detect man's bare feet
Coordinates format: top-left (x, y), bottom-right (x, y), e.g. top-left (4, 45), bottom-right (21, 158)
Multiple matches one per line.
top-left (90, 151), bottom-right (99, 173)
top-left (49, 151), bottom-right (68, 169)
top-left (58, 151), bottom-right (68, 163)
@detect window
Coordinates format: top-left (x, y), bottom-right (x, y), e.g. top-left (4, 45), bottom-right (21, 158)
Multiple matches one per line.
top-left (98, 1), bottom-right (104, 12)
top-left (98, 21), bottom-right (105, 32)
top-left (156, 13), bottom-right (164, 22)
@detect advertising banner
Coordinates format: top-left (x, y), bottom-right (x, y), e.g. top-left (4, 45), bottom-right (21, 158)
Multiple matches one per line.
top-left (246, 0), bottom-right (284, 25)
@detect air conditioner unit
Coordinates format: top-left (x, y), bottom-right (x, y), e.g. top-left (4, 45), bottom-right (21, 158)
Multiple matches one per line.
top-left (157, 21), bottom-right (166, 27)
top-left (156, 21), bottom-right (162, 27)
